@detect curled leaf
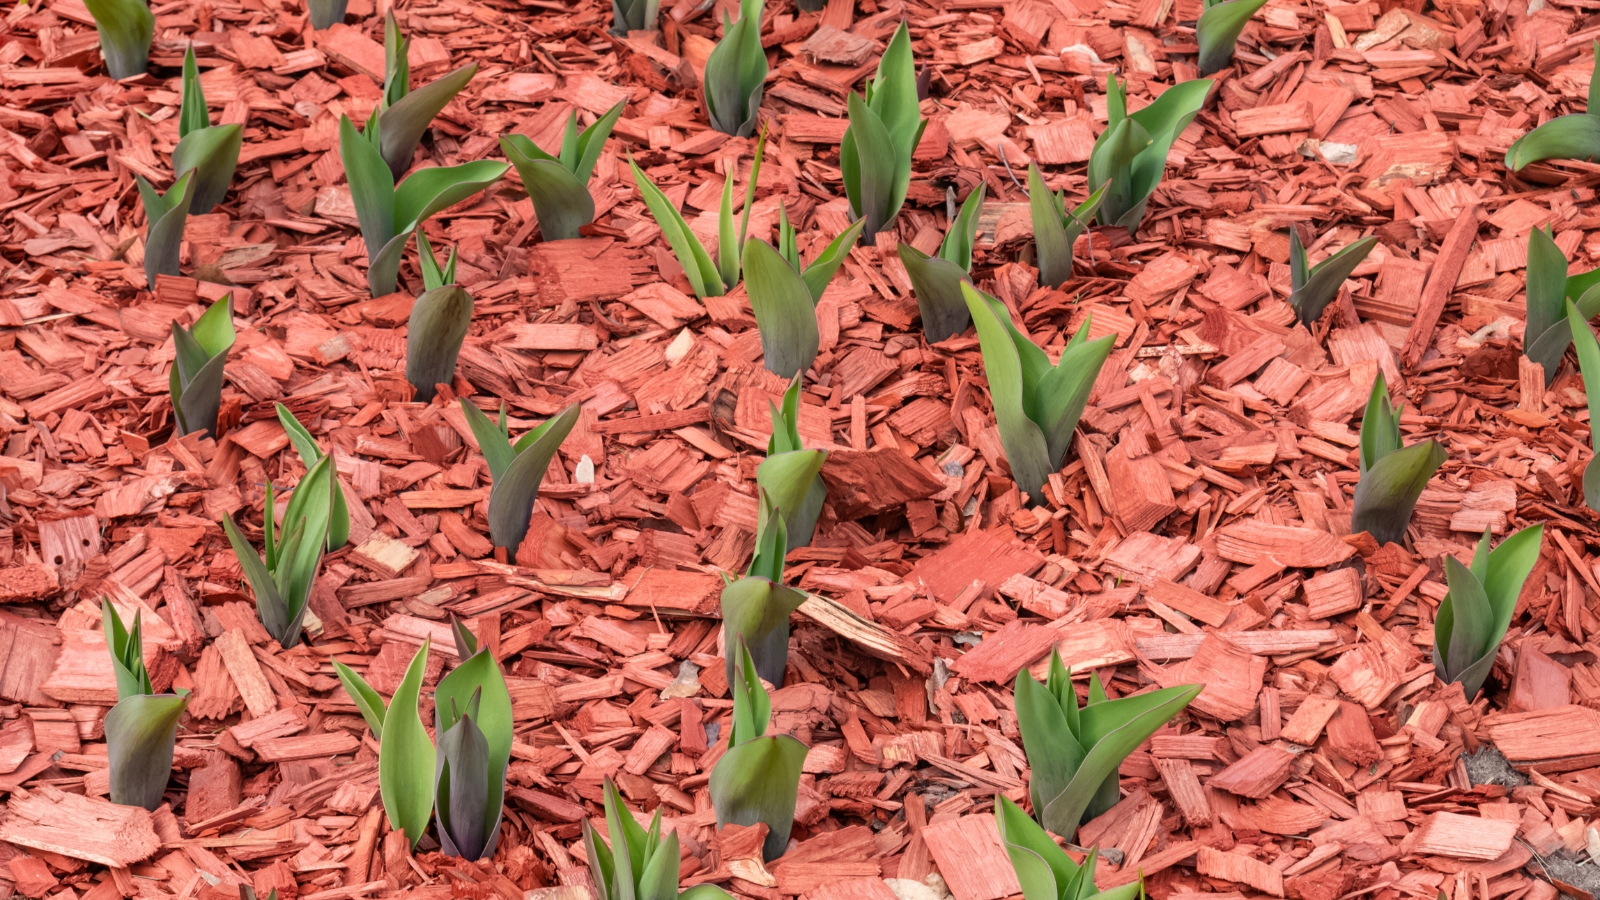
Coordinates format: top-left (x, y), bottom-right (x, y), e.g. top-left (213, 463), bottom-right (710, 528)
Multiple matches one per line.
top-left (406, 285), bottom-right (474, 402)
top-left (1196, 0), bottom-right (1269, 76)
top-left (83, 0), bottom-right (153, 79)
top-left (106, 692), bottom-right (189, 810)
top-left (169, 293), bottom-right (234, 438)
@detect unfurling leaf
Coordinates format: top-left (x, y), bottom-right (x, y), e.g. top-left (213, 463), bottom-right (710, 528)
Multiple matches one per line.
top-left (611, 0), bottom-right (661, 33)
top-left (173, 46), bottom-right (242, 214)
top-left (1349, 373), bottom-right (1445, 547)
top-left (375, 13), bottom-right (478, 180)
top-left (1566, 299), bottom-right (1600, 511)
top-left (307, 0), bottom-right (347, 28)
top-left (341, 114), bottom-right (508, 296)
top-left (501, 102), bottom-right (625, 242)
top-left (757, 376), bottom-right (828, 547)
top-left (1524, 227), bottom-right (1600, 386)
top-left (710, 640), bottom-right (808, 862)
top-left (434, 623), bottom-right (513, 860)
top-left (83, 0), bottom-right (153, 78)
top-left (1433, 525), bottom-right (1543, 699)
top-left (221, 416), bottom-right (332, 648)
top-left (102, 601), bottom-right (189, 811)
top-left (721, 493), bottom-right (809, 687)
top-left (744, 238), bottom-right (823, 378)
top-left (631, 131), bottom-right (765, 298)
top-left (276, 403), bottom-right (349, 552)
top-left (169, 293), bottom-right (234, 439)
top-left (460, 401), bottom-right (581, 552)
top-left (995, 795), bottom-right (1143, 900)
top-left (705, 0), bottom-right (766, 137)
top-left (407, 285), bottom-right (473, 403)
top-left (839, 22), bottom-right (926, 244)
top-left (1089, 76), bottom-right (1211, 230)
top-left (585, 778), bottom-right (734, 900)
top-left (778, 206), bottom-right (864, 303)
top-left (1030, 166), bottom-right (1107, 290)
top-left (1506, 45), bottom-right (1600, 171)
top-left (962, 283), bottom-right (1114, 504)
top-left (900, 184), bottom-right (984, 341)
top-left (1016, 653), bottom-right (1201, 839)
top-left (1287, 229), bottom-right (1377, 325)
top-left (139, 171), bottom-right (197, 285)
top-left (333, 659), bottom-right (386, 739)
top-left (1195, 0), bottom-right (1269, 76)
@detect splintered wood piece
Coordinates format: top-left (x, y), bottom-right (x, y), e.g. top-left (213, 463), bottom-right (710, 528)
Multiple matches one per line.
top-left (798, 593), bottom-right (933, 674)
top-left (0, 786), bottom-right (160, 866)
top-left (1325, 701), bottom-right (1382, 766)
top-left (907, 527), bottom-right (1044, 603)
top-left (1403, 812), bottom-right (1518, 860)
top-left (919, 815), bottom-right (1020, 900)
top-left (1302, 567), bottom-right (1364, 619)
top-left (1196, 846), bottom-right (1285, 897)
top-left (1170, 634), bottom-right (1263, 722)
top-left (1486, 705), bottom-right (1600, 773)
top-left (1215, 522), bottom-right (1355, 568)
top-left (1400, 208), bottom-right (1478, 368)
top-left (949, 621), bottom-right (1060, 683)
top-left (820, 448), bottom-right (947, 520)
top-left (214, 629), bottom-right (276, 719)
top-left (1510, 644), bottom-right (1572, 712)
top-left (1209, 746), bottom-right (1298, 798)
top-left (1280, 694), bottom-right (1341, 745)
top-left (1155, 758), bottom-right (1213, 826)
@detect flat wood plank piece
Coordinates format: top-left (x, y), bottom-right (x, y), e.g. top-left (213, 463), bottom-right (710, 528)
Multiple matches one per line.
top-left (806, 878), bottom-right (899, 900)
top-left (214, 629), bottom-right (276, 719)
top-left (1403, 812), bottom-right (1518, 860)
top-left (1146, 580), bottom-right (1231, 627)
top-left (950, 620), bottom-right (1060, 683)
top-left (1486, 705), bottom-right (1600, 773)
top-left (1280, 694), bottom-right (1342, 745)
top-left (1215, 522), bottom-right (1355, 568)
top-left (1209, 745), bottom-right (1298, 798)
top-left (919, 815), bottom-right (1021, 900)
top-left (252, 732), bottom-right (361, 762)
top-left (1400, 208), bottom-right (1478, 368)
top-left (620, 568), bottom-right (722, 616)
top-left (1197, 846), bottom-right (1285, 897)
top-left (908, 527), bottom-right (1045, 603)
top-left (0, 786), bottom-right (160, 867)
top-left (820, 448), bottom-right (946, 520)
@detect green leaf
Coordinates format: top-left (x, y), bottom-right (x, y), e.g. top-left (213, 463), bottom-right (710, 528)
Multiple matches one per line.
top-left (900, 245), bottom-right (971, 343)
top-left (501, 104), bottom-right (624, 243)
top-left (1091, 77), bottom-right (1211, 229)
top-left (179, 46), bottom-right (209, 138)
top-left (1196, 0), bottom-right (1269, 75)
top-left (704, 0), bottom-right (767, 138)
top-left (435, 707), bottom-right (495, 859)
top-left (169, 294), bottom-right (234, 438)
top-left (1087, 118), bottom-right (1148, 230)
top-left (1481, 523), bottom-right (1544, 648)
top-left (610, 0), bottom-right (661, 32)
top-left (140, 172), bottom-right (196, 285)
top-left (460, 400), bottom-right (516, 483)
top-left (1037, 683), bottom-right (1202, 839)
top-left (417, 231), bottom-right (457, 290)
top-left (341, 115), bottom-right (399, 275)
top-left (995, 795), bottom-right (1079, 900)
top-left (383, 11), bottom-right (410, 108)
top-left (841, 92), bottom-right (900, 244)
top-left (744, 238), bottom-right (820, 378)
top-left (380, 63), bottom-right (479, 180)
top-left (1350, 439), bottom-right (1447, 547)
top-left (1032, 326), bottom-right (1115, 473)
top-left (407, 285), bottom-right (473, 403)
top-left (1570, 299), bottom-right (1600, 512)
top-left (573, 103), bottom-right (627, 186)
top-left (1289, 236), bottom-right (1377, 326)
top-left (712, 643), bottom-right (807, 862)
top-left (1506, 113), bottom-right (1600, 171)
top-left (1030, 165), bottom-right (1075, 290)
top-left (941, 182), bottom-right (985, 268)
top-left (83, 0), bottom-right (153, 79)
top-left (393, 160), bottom-right (511, 234)
top-left (1356, 372), bottom-right (1400, 474)
top-left (333, 659), bottom-right (386, 739)
top-left (379, 639), bottom-right (436, 848)
top-left (172, 123), bottom-right (242, 216)
top-left (963, 283), bottom-right (1054, 503)
top-left (767, 376), bottom-right (804, 454)
top-left (221, 513), bottom-right (291, 642)
top-left (757, 449), bottom-right (827, 548)
top-left (357, 158), bottom-right (505, 297)
top-left (1442, 555), bottom-right (1492, 677)
top-left (105, 691), bottom-right (188, 810)
top-left (1014, 667), bottom-right (1085, 830)
top-left (486, 405), bottom-right (581, 552)
top-left (631, 156), bottom-right (724, 298)
top-left (1526, 227), bottom-right (1573, 383)
top-left (799, 218), bottom-right (864, 303)
top-left (307, 0), bottom-right (348, 29)
top-left (866, 22), bottom-right (922, 158)
top-left (102, 600), bottom-right (152, 700)
top-left (720, 577), bottom-right (808, 687)
top-left (275, 404), bottom-right (348, 552)
top-left (435, 646), bottom-right (513, 859)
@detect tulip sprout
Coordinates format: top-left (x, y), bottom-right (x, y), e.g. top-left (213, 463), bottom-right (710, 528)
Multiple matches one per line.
top-left (1525, 226), bottom-right (1600, 386)
top-left (587, 778), bottom-right (735, 900)
top-left (745, 210), bottom-right (863, 378)
top-left (1506, 42), bottom-right (1600, 171)
top-left (307, 0), bottom-right (346, 28)
top-left (174, 46), bottom-right (242, 215)
top-left (1565, 299), bottom-right (1600, 510)
top-left (757, 376), bottom-right (828, 547)
top-left (610, 0), bottom-right (661, 34)
top-left (373, 12), bottom-right (481, 180)
top-left (900, 184), bottom-right (986, 341)
top-left (139, 171), bottom-right (196, 285)
top-left (1195, 0), bottom-right (1269, 76)
top-left (1029, 167), bottom-right (1106, 290)
top-left (460, 401), bottom-right (581, 553)
top-left (705, 0), bottom-right (767, 137)
top-left (1287, 229), bottom-right (1377, 326)
top-left (1349, 373), bottom-right (1446, 547)
top-left (710, 639), bottom-right (808, 862)
top-left (83, 0), bottom-right (153, 79)
top-left (1016, 653), bottom-right (1201, 839)
top-left (1089, 75), bottom-right (1211, 230)
top-left (841, 22), bottom-right (926, 245)
top-left (276, 403), bottom-right (350, 551)
top-left (220, 410), bottom-right (334, 649)
top-left (336, 639), bottom-right (435, 848)
top-left (407, 234), bottom-right (474, 403)
top-left (501, 103), bottom-right (625, 242)
top-left (961, 283), bottom-right (1113, 505)
top-left (103, 600), bottom-right (189, 811)
top-left (996, 796), bottom-right (1142, 900)
top-left (1433, 525), bottom-right (1543, 699)
top-left (721, 492), bottom-right (810, 688)
top-left (340, 115), bottom-right (507, 297)
top-left (169, 294), bottom-right (234, 439)
top-left (630, 131), bottom-right (766, 299)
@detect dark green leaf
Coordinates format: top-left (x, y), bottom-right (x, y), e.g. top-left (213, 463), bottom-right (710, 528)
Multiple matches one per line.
top-left (1290, 236), bottom-right (1377, 325)
top-left (380, 63), bottom-right (479, 180)
top-left (178, 46), bottom-right (208, 138)
top-left (756, 449), bottom-right (826, 548)
top-left (435, 711), bottom-right (493, 859)
top-left (486, 405), bottom-right (580, 551)
top-left (743, 238), bottom-right (819, 378)
top-left (83, 0), bottom-right (153, 79)
top-left (963, 283), bottom-right (1054, 502)
top-left (275, 403), bottom-right (348, 551)
top-left (1013, 668), bottom-right (1085, 831)
top-left (1350, 439), bottom-right (1447, 547)
top-left (340, 115), bottom-right (399, 279)
top-left (1357, 372), bottom-right (1400, 474)
top-left (407, 285), bottom-right (473, 402)
top-left (460, 399), bottom-right (516, 483)
top-left (610, 0), bottom-right (660, 32)
top-left (1571, 299), bottom-right (1600, 512)
top-left (140, 172), bottom-right (196, 285)
top-left (307, 0), bottom-right (348, 29)
top-left (102, 600), bottom-right (152, 700)
top-left (502, 141), bottom-right (590, 242)
top-left (451, 615), bottom-right (480, 659)
top-left (106, 692), bottom-right (188, 810)
top-left (841, 92), bottom-right (899, 244)
top-left (221, 513), bottom-right (290, 641)
top-left (1196, 0), bottom-right (1269, 75)
top-left (899, 244), bottom-right (971, 343)
top-left (1441, 555), bottom-right (1492, 678)
top-left (704, 0), bottom-right (766, 137)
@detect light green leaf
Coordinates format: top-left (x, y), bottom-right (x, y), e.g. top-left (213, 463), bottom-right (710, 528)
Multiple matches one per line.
top-left (799, 218), bottom-right (864, 303)
top-left (720, 576), bottom-right (807, 687)
top-left (379, 639), bottom-right (436, 848)
top-left (1196, 0), bottom-right (1269, 75)
top-left (307, 0), bottom-right (347, 28)
top-left (380, 63), bottom-right (479, 180)
top-left (84, 0), bottom-right (153, 79)
top-left (631, 156), bottom-right (724, 298)
top-left (1357, 372), bottom-right (1400, 474)
top-left (963, 283), bottom-right (1054, 502)
top-left (460, 399), bottom-right (516, 483)
top-left (704, 0), bottom-right (766, 138)
top-left (333, 658), bottom-right (386, 739)
top-left (1506, 113), bottom-right (1600, 171)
